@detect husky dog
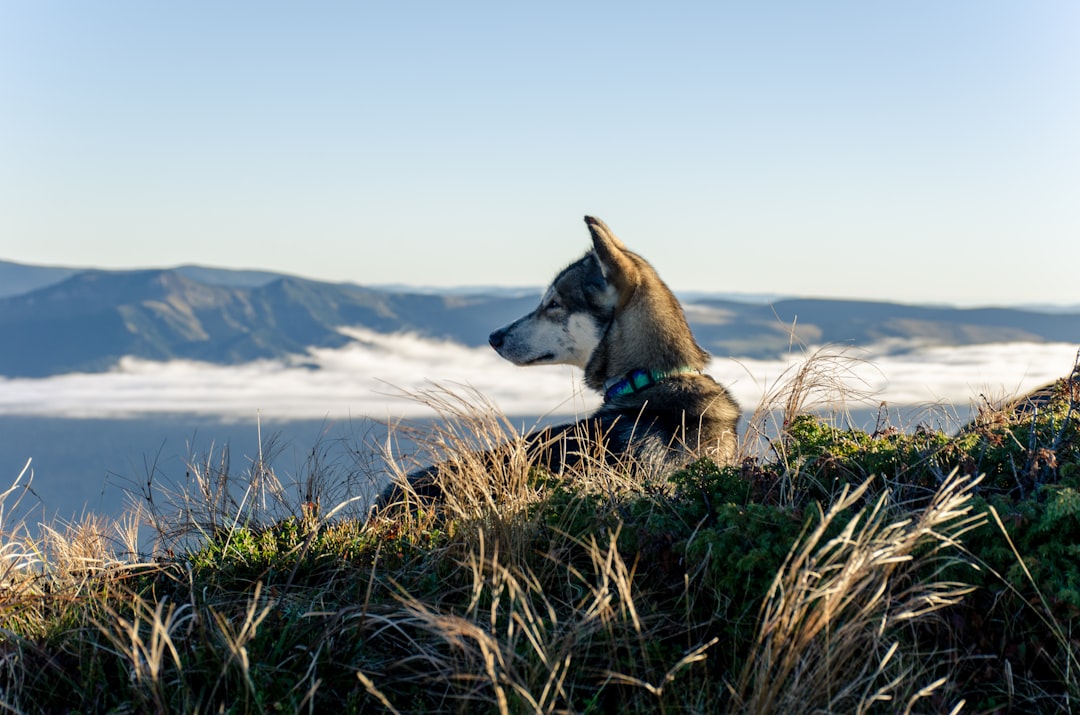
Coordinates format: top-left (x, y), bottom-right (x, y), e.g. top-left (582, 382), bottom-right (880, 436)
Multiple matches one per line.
top-left (380, 216), bottom-right (739, 505)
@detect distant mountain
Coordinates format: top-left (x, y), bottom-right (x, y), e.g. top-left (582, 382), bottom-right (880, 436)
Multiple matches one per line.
top-left (0, 268), bottom-right (538, 377)
top-left (686, 298), bottom-right (1080, 359)
top-left (0, 260), bottom-right (81, 299)
top-left (0, 260), bottom-right (291, 298)
top-left (0, 262), bottom-right (1076, 378)
top-left (172, 265), bottom-right (292, 288)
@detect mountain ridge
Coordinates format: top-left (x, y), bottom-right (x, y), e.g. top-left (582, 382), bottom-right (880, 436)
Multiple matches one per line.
top-left (0, 267), bottom-right (540, 377)
top-left (0, 261), bottom-right (1076, 378)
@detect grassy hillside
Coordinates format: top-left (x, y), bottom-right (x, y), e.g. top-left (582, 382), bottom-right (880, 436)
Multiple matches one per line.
top-left (1, 356), bottom-right (1078, 713)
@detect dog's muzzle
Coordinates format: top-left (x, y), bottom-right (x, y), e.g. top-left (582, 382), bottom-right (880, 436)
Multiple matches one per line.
top-left (488, 326), bottom-right (508, 351)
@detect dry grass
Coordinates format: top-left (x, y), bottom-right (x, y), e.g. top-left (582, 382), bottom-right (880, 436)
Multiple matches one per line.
top-left (358, 525), bottom-right (693, 714)
top-left (378, 383), bottom-right (543, 523)
top-left (1, 352), bottom-right (1078, 711)
top-left (736, 339), bottom-right (878, 447)
top-left (732, 470), bottom-right (984, 714)
top-left (736, 346), bottom-right (882, 507)
top-left (374, 382), bottom-right (677, 563)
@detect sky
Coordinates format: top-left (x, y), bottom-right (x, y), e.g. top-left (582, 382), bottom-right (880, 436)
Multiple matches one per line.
top-left (2, 2), bottom-right (1078, 306)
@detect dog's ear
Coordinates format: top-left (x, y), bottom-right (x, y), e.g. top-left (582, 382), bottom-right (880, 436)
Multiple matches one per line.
top-left (584, 216), bottom-right (637, 291)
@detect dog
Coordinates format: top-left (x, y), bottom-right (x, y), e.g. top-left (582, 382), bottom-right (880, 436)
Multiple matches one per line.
top-left (379, 216), bottom-right (739, 506)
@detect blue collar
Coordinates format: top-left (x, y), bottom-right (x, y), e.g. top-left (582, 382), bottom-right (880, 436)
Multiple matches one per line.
top-left (603, 366), bottom-right (700, 402)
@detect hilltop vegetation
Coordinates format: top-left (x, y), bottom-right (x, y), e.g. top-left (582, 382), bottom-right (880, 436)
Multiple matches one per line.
top-left (1, 356), bottom-right (1079, 713)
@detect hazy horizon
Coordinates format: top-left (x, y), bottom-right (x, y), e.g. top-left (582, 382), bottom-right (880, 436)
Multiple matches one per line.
top-left (3, 257), bottom-right (1079, 312)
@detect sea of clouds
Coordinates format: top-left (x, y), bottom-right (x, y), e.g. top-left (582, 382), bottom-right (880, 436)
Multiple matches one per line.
top-left (0, 328), bottom-right (1076, 421)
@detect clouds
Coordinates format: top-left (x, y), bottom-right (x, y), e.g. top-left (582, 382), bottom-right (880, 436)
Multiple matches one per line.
top-left (0, 329), bottom-right (1075, 420)
top-left (0, 330), bottom-right (591, 420)
top-left (714, 342), bottom-right (1080, 412)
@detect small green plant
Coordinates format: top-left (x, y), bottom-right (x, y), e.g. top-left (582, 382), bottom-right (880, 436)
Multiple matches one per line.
top-left (0, 355), bottom-right (1077, 712)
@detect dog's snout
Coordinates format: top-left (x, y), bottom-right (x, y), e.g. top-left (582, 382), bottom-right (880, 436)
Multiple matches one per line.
top-left (488, 327), bottom-right (506, 350)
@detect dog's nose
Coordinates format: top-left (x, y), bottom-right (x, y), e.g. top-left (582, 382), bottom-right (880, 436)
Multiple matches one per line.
top-left (488, 328), bottom-right (505, 350)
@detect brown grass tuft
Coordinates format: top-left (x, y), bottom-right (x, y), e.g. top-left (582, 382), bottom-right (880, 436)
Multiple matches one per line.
top-left (732, 470), bottom-right (984, 715)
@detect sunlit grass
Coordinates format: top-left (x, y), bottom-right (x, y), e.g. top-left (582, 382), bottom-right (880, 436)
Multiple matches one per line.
top-left (0, 352), bottom-right (1077, 712)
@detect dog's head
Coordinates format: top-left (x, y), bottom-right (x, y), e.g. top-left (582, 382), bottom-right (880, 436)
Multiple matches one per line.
top-left (489, 216), bottom-right (709, 390)
top-left (487, 217), bottom-right (629, 368)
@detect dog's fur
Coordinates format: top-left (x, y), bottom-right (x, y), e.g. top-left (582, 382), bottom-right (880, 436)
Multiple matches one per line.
top-left (380, 216), bottom-right (739, 505)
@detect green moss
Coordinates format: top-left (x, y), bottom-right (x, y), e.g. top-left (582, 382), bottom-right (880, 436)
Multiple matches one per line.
top-left (3, 372), bottom-right (1079, 711)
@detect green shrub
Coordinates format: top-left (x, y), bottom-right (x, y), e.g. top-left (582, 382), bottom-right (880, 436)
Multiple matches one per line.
top-left (1, 367), bottom-right (1078, 712)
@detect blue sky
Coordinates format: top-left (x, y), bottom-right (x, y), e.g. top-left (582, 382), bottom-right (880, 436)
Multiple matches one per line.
top-left (2, 2), bottom-right (1078, 306)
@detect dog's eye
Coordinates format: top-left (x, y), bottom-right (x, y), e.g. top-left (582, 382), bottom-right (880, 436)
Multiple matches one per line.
top-left (546, 298), bottom-right (561, 311)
